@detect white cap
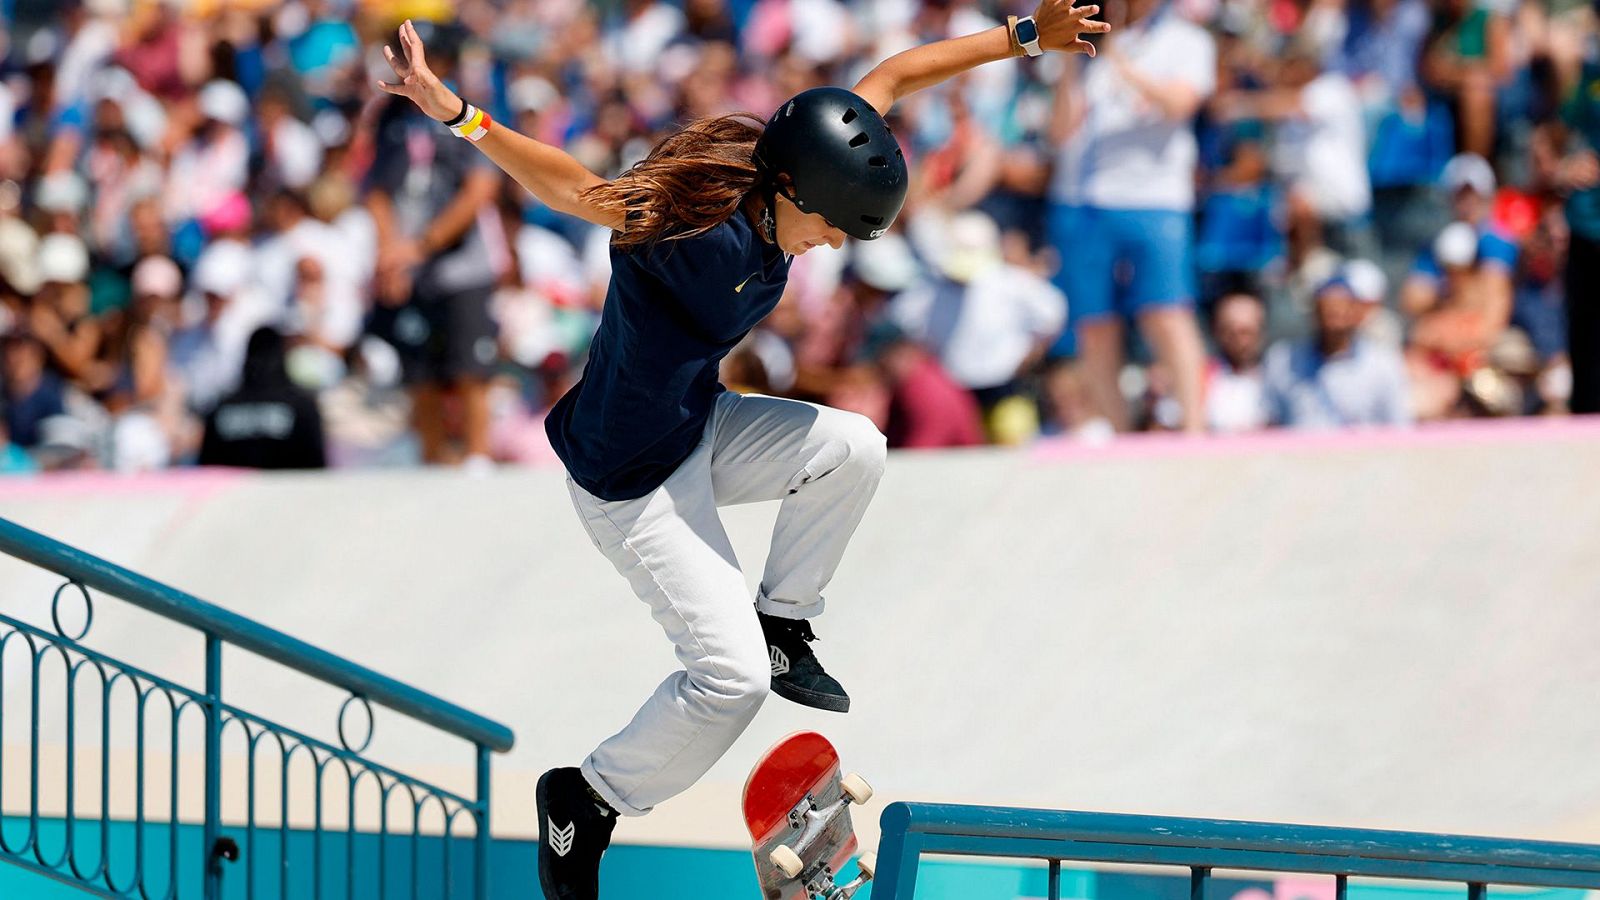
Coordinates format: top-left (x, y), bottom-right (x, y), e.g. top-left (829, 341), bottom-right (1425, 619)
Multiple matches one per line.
top-left (1434, 222), bottom-right (1479, 269)
top-left (38, 234), bottom-right (89, 284)
top-left (34, 172), bottom-right (89, 215)
top-left (1341, 258), bottom-right (1387, 305)
top-left (193, 241), bottom-right (251, 297)
top-left (850, 232), bottom-right (920, 293)
top-left (1441, 153), bottom-right (1496, 197)
top-left (132, 254), bottom-right (183, 297)
top-left (198, 80), bottom-right (250, 127)
top-left (939, 211), bottom-right (1002, 283)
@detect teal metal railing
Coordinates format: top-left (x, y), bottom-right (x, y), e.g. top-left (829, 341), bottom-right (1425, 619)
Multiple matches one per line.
top-left (873, 803), bottom-right (1600, 899)
top-left (0, 516), bottom-right (515, 898)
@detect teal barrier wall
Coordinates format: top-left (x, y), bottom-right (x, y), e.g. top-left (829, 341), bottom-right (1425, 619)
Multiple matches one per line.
top-left (1, 819), bottom-right (1592, 900)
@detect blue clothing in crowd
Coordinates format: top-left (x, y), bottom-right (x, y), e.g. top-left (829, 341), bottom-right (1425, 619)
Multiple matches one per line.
top-left (3, 372), bottom-right (65, 448)
top-left (547, 211), bottom-right (791, 501)
top-left (1412, 222), bottom-right (1519, 278)
top-left (1368, 99), bottom-right (1455, 189)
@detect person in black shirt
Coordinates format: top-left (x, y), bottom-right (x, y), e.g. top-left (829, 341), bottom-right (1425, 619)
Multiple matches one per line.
top-left (198, 327), bottom-right (326, 470)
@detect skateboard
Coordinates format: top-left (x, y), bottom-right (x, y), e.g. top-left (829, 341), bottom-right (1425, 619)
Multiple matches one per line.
top-left (742, 731), bottom-right (875, 900)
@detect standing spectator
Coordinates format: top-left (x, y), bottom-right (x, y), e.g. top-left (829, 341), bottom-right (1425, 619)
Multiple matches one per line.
top-left (365, 34), bottom-right (502, 468)
top-left (198, 327), bottom-right (326, 470)
top-left (1264, 276), bottom-right (1412, 428)
top-left (171, 243), bottom-right (253, 415)
top-left (1559, 58), bottom-right (1600, 414)
top-left (1048, 0), bottom-right (1213, 433)
top-left (890, 211), bottom-right (1065, 443)
top-left (1204, 292), bottom-right (1270, 433)
top-left (1366, 84), bottom-right (1455, 284)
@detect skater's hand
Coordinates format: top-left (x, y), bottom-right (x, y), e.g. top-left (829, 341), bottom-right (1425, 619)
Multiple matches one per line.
top-left (376, 19), bottom-right (462, 123)
top-left (1034, 0), bottom-right (1110, 57)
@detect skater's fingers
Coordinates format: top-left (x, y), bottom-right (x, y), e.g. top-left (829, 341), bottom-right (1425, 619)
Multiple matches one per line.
top-left (382, 44), bottom-right (406, 77)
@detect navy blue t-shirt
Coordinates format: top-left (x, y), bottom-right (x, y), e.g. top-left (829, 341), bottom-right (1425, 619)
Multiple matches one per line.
top-left (547, 211), bottom-right (791, 501)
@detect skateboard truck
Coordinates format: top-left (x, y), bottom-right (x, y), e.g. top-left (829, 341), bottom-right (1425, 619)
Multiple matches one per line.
top-left (769, 774), bottom-right (875, 899)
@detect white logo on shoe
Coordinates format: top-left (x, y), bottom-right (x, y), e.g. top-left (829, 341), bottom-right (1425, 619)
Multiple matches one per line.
top-left (549, 818), bottom-right (575, 857)
top-left (770, 645), bottom-right (790, 677)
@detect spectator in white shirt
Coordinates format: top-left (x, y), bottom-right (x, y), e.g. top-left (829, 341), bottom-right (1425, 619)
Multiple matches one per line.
top-left (1047, 0), bottom-right (1213, 434)
top-left (1204, 292), bottom-right (1270, 433)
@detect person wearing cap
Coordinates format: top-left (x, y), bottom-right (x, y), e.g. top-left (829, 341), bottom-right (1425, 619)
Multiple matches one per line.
top-left (28, 233), bottom-right (103, 385)
top-left (1047, 0), bottom-right (1214, 434)
top-left (1400, 153), bottom-right (1516, 330)
top-left (376, 5), bottom-right (1108, 896)
top-left (1263, 275), bottom-right (1412, 428)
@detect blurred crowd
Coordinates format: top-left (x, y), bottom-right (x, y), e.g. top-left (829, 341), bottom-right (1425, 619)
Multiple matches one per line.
top-left (0, 0), bottom-right (1595, 473)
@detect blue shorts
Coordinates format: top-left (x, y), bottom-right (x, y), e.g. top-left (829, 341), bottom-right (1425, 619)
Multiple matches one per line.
top-left (1048, 204), bottom-right (1196, 332)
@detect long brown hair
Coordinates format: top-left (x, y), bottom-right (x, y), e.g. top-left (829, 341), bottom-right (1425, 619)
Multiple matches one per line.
top-left (580, 113), bottom-right (766, 249)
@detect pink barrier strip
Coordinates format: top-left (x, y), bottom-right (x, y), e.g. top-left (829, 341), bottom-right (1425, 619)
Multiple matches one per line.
top-left (1030, 416), bottom-right (1600, 463)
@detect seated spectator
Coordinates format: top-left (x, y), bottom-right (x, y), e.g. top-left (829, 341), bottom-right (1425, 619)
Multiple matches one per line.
top-left (1264, 277), bottom-right (1412, 428)
top-left (865, 323), bottom-right (985, 450)
top-left (1405, 222), bottom-right (1510, 418)
top-left (1196, 131), bottom-right (1281, 306)
top-left (889, 211), bottom-right (1065, 444)
top-left (1204, 292), bottom-right (1270, 433)
top-left (1401, 153), bottom-right (1516, 325)
top-left (199, 327), bottom-right (326, 470)
top-left (1, 331), bottom-right (68, 450)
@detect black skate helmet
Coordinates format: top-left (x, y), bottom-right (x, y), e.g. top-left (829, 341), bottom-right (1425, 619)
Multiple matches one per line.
top-left (753, 87), bottom-right (908, 241)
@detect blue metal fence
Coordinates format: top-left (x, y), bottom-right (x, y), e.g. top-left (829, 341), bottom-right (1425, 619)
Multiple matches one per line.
top-left (873, 803), bottom-right (1600, 900)
top-left (0, 516), bottom-right (515, 898)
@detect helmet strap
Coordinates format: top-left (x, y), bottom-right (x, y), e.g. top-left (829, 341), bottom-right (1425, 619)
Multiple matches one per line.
top-left (757, 181), bottom-right (780, 244)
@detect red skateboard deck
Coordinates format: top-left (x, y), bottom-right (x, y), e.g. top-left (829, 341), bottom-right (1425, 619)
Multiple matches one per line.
top-left (742, 731), bottom-right (873, 900)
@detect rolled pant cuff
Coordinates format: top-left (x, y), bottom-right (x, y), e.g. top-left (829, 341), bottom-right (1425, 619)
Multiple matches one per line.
top-left (755, 592), bottom-right (825, 620)
top-left (581, 759), bottom-right (651, 818)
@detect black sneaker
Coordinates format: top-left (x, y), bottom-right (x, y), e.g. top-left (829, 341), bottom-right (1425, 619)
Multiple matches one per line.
top-left (759, 611), bottom-right (851, 713)
top-left (536, 768), bottom-right (617, 900)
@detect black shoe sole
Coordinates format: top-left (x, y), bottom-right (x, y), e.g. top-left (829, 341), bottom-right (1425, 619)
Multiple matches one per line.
top-left (771, 678), bottom-right (851, 713)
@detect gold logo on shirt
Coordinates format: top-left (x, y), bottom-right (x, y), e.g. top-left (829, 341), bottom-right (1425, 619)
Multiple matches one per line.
top-left (734, 272), bottom-right (758, 293)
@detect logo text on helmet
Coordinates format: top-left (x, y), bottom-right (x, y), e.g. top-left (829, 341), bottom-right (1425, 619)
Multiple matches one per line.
top-left (868, 228), bottom-right (887, 239)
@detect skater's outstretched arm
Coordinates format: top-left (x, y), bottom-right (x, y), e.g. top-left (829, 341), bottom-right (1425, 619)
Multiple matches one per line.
top-left (852, 0), bottom-right (1109, 116)
top-left (376, 20), bottom-right (624, 230)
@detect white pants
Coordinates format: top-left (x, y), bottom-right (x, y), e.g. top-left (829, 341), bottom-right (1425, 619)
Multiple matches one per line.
top-left (565, 391), bottom-right (887, 816)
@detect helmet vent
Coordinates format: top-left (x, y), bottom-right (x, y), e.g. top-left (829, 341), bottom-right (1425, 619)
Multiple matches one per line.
top-left (861, 214), bottom-right (885, 226)
top-left (848, 132), bottom-right (870, 148)
top-left (841, 108), bottom-right (858, 124)
top-left (868, 155), bottom-right (887, 167)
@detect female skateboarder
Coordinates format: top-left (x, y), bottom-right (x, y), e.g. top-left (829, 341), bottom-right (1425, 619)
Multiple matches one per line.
top-left (377, 5), bottom-right (1106, 895)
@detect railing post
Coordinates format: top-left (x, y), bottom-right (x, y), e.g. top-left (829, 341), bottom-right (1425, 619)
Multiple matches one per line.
top-left (203, 634), bottom-right (223, 899)
top-left (1049, 860), bottom-right (1062, 900)
top-left (476, 744), bottom-right (491, 900)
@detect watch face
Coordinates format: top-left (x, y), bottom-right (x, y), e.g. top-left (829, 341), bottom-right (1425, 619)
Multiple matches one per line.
top-left (1016, 17), bottom-right (1040, 45)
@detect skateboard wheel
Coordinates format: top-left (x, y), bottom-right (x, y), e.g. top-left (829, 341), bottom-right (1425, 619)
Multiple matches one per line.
top-left (840, 773), bottom-right (873, 805)
top-left (857, 853), bottom-right (876, 880)
top-left (771, 845), bottom-right (805, 879)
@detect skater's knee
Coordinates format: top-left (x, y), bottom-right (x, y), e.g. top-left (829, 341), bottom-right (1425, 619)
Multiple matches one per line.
top-left (693, 650), bottom-right (770, 715)
top-left (824, 412), bottom-right (886, 481)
